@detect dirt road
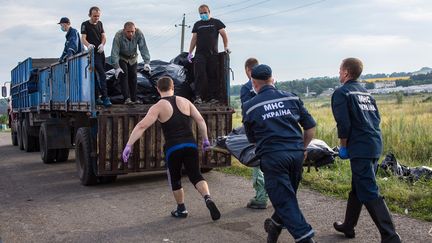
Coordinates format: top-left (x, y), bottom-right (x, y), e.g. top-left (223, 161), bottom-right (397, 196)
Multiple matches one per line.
top-left (0, 132), bottom-right (430, 243)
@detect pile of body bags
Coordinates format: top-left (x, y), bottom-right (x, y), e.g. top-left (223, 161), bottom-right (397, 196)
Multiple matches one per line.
top-left (104, 52), bottom-right (194, 104)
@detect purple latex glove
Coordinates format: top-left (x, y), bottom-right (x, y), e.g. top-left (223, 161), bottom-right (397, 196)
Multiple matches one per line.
top-left (122, 144), bottom-right (132, 163)
top-left (187, 53), bottom-right (193, 63)
top-left (202, 138), bottom-right (211, 152)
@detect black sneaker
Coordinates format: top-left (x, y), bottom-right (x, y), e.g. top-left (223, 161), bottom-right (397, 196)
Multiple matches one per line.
top-left (124, 98), bottom-right (133, 105)
top-left (208, 99), bottom-right (219, 104)
top-left (205, 198), bottom-right (221, 221)
top-left (194, 97), bottom-right (203, 104)
top-left (133, 100), bottom-right (143, 104)
top-left (171, 209), bottom-right (188, 218)
top-left (247, 199), bottom-right (267, 209)
top-left (264, 218), bottom-right (282, 243)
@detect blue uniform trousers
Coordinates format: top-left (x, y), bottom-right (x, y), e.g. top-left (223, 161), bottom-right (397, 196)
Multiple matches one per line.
top-left (94, 52), bottom-right (108, 98)
top-left (261, 151), bottom-right (314, 242)
top-left (350, 158), bottom-right (380, 203)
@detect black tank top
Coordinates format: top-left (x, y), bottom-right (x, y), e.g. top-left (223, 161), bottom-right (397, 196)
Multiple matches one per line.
top-left (161, 96), bottom-right (195, 149)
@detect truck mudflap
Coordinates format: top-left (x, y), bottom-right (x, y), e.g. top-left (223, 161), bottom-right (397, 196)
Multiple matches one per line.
top-left (96, 105), bottom-right (234, 175)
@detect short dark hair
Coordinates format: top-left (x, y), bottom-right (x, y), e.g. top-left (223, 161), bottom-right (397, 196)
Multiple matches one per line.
top-left (199, 4), bottom-right (210, 13)
top-left (157, 77), bottom-right (174, 92)
top-left (245, 58), bottom-right (258, 69)
top-left (124, 21), bottom-right (135, 29)
top-left (88, 6), bottom-right (100, 16)
top-left (342, 58), bottom-right (363, 80)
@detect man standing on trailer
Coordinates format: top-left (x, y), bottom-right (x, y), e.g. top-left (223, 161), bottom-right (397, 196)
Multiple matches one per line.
top-left (111, 21), bottom-right (151, 105)
top-left (81, 6), bottom-right (112, 108)
top-left (331, 58), bottom-right (401, 242)
top-left (187, 4), bottom-right (229, 104)
top-left (122, 77), bottom-right (221, 221)
top-left (58, 17), bottom-right (82, 63)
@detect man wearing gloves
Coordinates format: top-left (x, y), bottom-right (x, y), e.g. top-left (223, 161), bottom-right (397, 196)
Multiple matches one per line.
top-left (331, 58), bottom-right (401, 243)
top-left (58, 17), bottom-right (82, 63)
top-left (122, 77), bottom-right (221, 221)
top-left (187, 4), bottom-right (229, 104)
top-left (111, 21), bottom-right (151, 105)
top-left (81, 6), bottom-right (111, 107)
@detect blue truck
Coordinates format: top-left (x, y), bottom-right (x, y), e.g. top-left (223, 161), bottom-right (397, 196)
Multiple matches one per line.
top-left (3, 51), bottom-right (233, 185)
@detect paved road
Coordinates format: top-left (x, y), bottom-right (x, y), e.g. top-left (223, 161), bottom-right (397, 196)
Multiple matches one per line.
top-left (0, 132), bottom-right (430, 243)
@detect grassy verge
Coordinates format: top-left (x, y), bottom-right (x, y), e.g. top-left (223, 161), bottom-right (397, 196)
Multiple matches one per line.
top-left (217, 157), bottom-right (432, 222)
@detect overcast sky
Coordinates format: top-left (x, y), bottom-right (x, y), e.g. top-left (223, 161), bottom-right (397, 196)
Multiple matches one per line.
top-left (0, 0), bottom-right (431, 86)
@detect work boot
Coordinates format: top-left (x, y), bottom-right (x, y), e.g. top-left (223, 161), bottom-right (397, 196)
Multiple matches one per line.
top-left (102, 97), bottom-right (112, 108)
top-left (334, 191), bottom-right (363, 238)
top-left (124, 98), bottom-right (133, 105)
top-left (365, 197), bottom-right (401, 243)
top-left (298, 238), bottom-right (315, 243)
top-left (246, 198), bottom-right (267, 209)
top-left (264, 218), bottom-right (282, 243)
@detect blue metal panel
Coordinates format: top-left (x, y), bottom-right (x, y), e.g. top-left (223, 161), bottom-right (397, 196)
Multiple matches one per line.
top-left (51, 63), bottom-right (67, 103)
top-left (39, 68), bottom-right (50, 104)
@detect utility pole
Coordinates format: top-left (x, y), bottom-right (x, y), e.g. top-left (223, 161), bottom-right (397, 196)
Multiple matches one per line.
top-left (175, 14), bottom-right (190, 54)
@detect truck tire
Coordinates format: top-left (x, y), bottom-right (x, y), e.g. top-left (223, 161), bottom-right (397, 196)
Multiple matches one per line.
top-left (98, 175), bottom-right (117, 184)
top-left (22, 120), bottom-right (37, 152)
top-left (75, 127), bottom-right (98, 186)
top-left (39, 123), bottom-right (56, 163)
top-left (11, 131), bottom-right (18, 146)
top-left (17, 121), bottom-right (24, 150)
top-left (56, 149), bottom-right (70, 162)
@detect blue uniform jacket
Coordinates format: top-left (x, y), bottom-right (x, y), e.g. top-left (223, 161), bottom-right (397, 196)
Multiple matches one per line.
top-left (60, 27), bottom-right (82, 62)
top-left (240, 79), bottom-right (255, 104)
top-left (242, 85), bottom-right (316, 157)
top-left (331, 79), bottom-right (382, 158)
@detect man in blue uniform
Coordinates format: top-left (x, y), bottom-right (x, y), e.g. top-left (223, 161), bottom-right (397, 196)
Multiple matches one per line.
top-left (242, 64), bottom-right (316, 243)
top-left (240, 58), bottom-right (268, 209)
top-left (331, 58), bottom-right (401, 243)
top-left (58, 17), bottom-right (82, 63)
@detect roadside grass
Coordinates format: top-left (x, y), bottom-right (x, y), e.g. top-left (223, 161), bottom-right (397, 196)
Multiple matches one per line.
top-left (223, 94), bottom-right (432, 222)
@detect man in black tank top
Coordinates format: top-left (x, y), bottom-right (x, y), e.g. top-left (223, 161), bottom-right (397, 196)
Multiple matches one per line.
top-left (122, 76), bottom-right (221, 221)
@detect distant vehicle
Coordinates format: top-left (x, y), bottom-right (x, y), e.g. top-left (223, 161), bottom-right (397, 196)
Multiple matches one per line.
top-left (3, 51), bottom-right (233, 185)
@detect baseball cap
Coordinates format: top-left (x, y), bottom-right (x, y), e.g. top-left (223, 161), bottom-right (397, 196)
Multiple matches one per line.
top-left (251, 64), bottom-right (272, 80)
top-left (57, 17), bottom-right (70, 24)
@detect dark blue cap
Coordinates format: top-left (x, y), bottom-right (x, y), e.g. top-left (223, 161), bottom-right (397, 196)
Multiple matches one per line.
top-left (251, 64), bottom-right (272, 80)
top-left (57, 17), bottom-right (70, 24)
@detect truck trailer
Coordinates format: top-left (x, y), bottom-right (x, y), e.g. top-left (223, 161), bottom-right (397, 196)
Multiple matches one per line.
top-left (4, 51), bottom-right (233, 185)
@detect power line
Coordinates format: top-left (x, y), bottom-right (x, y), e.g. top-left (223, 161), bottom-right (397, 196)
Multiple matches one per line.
top-left (215, 0), bottom-right (272, 18)
top-left (226, 0), bottom-right (327, 24)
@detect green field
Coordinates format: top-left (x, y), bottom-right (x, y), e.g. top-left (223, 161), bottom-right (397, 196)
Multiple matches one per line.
top-left (221, 93), bottom-right (432, 221)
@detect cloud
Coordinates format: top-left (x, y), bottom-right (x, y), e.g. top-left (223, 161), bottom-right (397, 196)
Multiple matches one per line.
top-left (338, 35), bottom-right (410, 49)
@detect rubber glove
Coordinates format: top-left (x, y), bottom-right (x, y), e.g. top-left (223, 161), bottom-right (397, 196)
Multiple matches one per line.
top-left (122, 144), bottom-right (132, 163)
top-left (202, 138), bottom-right (211, 152)
top-left (97, 44), bottom-right (104, 53)
top-left (338, 146), bottom-right (349, 160)
top-left (115, 67), bottom-right (124, 79)
top-left (143, 63), bottom-right (151, 72)
top-left (224, 47), bottom-right (231, 54)
top-left (187, 53), bottom-right (193, 63)
top-left (87, 44), bottom-right (95, 50)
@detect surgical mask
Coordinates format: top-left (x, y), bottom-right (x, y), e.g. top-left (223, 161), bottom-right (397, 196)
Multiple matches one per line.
top-left (60, 25), bottom-right (66, 32)
top-left (200, 13), bottom-right (209, 21)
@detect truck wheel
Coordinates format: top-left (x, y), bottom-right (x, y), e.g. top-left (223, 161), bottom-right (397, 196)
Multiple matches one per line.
top-left (22, 120), bottom-right (37, 152)
top-left (39, 123), bottom-right (56, 163)
top-left (56, 149), bottom-right (69, 162)
top-left (17, 121), bottom-right (24, 150)
top-left (11, 131), bottom-right (18, 146)
top-left (98, 175), bottom-right (117, 184)
top-left (75, 127), bottom-right (98, 186)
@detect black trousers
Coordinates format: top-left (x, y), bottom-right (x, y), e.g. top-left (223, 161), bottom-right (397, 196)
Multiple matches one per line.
top-left (119, 59), bottom-right (138, 101)
top-left (194, 53), bottom-right (219, 101)
top-left (94, 52), bottom-right (108, 98)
